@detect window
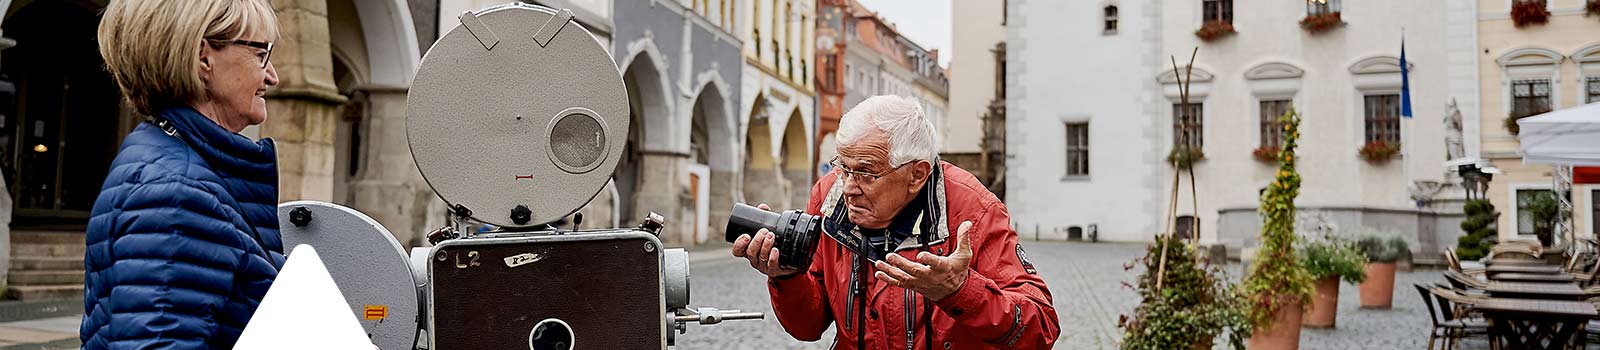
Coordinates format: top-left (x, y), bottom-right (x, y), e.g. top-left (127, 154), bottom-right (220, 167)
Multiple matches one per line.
top-left (1103, 5), bottom-right (1118, 35)
top-left (1065, 122), bottom-right (1089, 176)
top-left (1173, 103), bottom-right (1203, 150)
top-left (1586, 77), bottom-right (1599, 104)
top-left (1516, 189), bottom-right (1555, 236)
top-left (1259, 100), bottom-right (1291, 149)
top-left (1511, 79), bottom-right (1552, 118)
top-left (1307, 0), bottom-right (1340, 15)
top-left (1363, 94), bottom-right (1401, 145)
top-left (1202, 0), bottom-right (1233, 24)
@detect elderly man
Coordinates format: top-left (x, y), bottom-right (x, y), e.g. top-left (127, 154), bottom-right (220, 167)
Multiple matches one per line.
top-left (732, 96), bottom-right (1059, 349)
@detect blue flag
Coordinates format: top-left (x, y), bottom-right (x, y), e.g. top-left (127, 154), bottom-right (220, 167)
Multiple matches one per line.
top-left (1400, 35), bottom-right (1413, 118)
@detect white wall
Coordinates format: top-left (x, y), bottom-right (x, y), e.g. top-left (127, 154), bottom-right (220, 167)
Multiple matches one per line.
top-left (946, 0), bottom-right (1003, 154)
top-left (1010, 0), bottom-right (1463, 243)
top-left (1158, 0), bottom-right (1453, 243)
top-left (1008, 0), bottom-right (1163, 242)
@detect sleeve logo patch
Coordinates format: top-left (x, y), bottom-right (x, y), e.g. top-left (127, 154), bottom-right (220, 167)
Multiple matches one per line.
top-left (1016, 244), bottom-right (1037, 274)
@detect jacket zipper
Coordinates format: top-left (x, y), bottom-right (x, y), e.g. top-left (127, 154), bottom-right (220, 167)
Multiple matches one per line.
top-left (904, 288), bottom-right (915, 350)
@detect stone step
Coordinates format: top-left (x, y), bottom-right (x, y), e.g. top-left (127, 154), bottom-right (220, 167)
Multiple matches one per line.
top-left (4, 284), bottom-right (84, 301)
top-left (12, 257), bottom-right (84, 271)
top-left (10, 231), bottom-right (85, 245)
top-left (8, 270), bottom-right (84, 285)
top-left (11, 243), bottom-right (86, 258)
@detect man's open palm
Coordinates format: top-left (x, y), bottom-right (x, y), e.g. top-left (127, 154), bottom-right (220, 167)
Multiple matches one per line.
top-left (873, 221), bottom-right (974, 300)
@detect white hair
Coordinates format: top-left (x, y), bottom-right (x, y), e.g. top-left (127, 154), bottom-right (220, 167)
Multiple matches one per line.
top-left (836, 95), bottom-right (939, 166)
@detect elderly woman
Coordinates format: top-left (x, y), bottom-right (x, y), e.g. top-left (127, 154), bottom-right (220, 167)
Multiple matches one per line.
top-left (83, 0), bottom-right (283, 349)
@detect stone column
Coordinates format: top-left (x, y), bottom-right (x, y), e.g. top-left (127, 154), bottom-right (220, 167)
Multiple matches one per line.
top-left (634, 152), bottom-right (688, 244)
top-left (266, 0), bottom-right (345, 202)
top-left (349, 87), bottom-right (436, 247)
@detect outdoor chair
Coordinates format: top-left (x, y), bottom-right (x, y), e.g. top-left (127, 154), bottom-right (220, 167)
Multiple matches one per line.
top-left (1418, 284), bottom-right (1489, 350)
top-left (1445, 270), bottom-right (1489, 290)
top-left (1447, 250), bottom-right (1487, 276)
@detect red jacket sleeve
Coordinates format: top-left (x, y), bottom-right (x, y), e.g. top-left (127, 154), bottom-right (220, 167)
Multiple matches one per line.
top-left (765, 174), bottom-right (835, 341)
top-left (935, 202), bottom-right (1060, 348)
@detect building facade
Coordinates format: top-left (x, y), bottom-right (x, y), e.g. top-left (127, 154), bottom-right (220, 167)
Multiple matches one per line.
top-left (609, 0), bottom-right (744, 245)
top-left (832, 0), bottom-right (946, 169)
top-left (1475, 0), bottom-right (1600, 241)
top-left (945, 0), bottom-right (1005, 191)
top-left (1011, 0), bottom-right (1476, 258)
top-left (740, 0), bottom-right (816, 219)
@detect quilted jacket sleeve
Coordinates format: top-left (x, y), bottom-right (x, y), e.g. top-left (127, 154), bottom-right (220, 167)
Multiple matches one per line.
top-left (88, 176), bottom-right (257, 350)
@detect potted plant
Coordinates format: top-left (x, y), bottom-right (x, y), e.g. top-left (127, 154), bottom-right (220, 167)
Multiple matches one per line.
top-left (1511, 0), bottom-right (1551, 28)
top-left (1527, 192), bottom-right (1560, 246)
top-left (1242, 110), bottom-right (1315, 350)
top-left (1456, 200), bottom-right (1499, 261)
top-left (1118, 235), bottom-right (1251, 350)
top-left (1298, 239), bottom-right (1367, 328)
top-left (1299, 11), bottom-right (1342, 34)
top-left (1252, 146), bottom-right (1280, 163)
top-left (1195, 21), bottom-right (1236, 42)
top-left (1357, 141), bottom-right (1400, 164)
top-left (1355, 234), bottom-right (1409, 309)
top-left (1168, 147), bottom-right (1205, 170)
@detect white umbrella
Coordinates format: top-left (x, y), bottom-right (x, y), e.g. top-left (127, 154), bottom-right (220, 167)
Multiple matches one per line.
top-left (1518, 102), bottom-right (1600, 166)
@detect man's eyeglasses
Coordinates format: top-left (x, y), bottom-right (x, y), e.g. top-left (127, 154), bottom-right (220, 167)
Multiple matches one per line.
top-left (830, 157), bottom-right (912, 183)
top-left (212, 39), bottom-right (273, 68)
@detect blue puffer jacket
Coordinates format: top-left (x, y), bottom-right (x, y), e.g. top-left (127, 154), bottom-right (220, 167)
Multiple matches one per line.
top-left (81, 106), bottom-right (284, 350)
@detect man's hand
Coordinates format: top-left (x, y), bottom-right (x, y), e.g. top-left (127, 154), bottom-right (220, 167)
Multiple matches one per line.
top-left (731, 204), bottom-right (801, 278)
top-left (873, 221), bottom-right (974, 301)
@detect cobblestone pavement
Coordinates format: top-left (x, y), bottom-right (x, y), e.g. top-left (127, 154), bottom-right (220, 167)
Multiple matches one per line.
top-left (0, 241), bottom-right (1492, 350)
top-left (681, 240), bottom-right (1485, 350)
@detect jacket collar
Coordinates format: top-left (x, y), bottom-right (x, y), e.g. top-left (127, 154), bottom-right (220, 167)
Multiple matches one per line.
top-left (821, 160), bottom-right (951, 257)
top-left (153, 106), bottom-right (277, 182)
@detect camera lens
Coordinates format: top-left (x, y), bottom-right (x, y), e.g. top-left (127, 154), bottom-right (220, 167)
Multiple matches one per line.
top-left (725, 203), bottom-right (823, 270)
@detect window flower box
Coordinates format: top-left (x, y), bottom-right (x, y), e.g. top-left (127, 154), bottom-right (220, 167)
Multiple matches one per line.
top-left (1253, 146), bottom-right (1281, 163)
top-left (1168, 147), bottom-right (1205, 169)
top-left (1511, 0), bottom-right (1551, 28)
top-left (1194, 21), bottom-right (1236, 42)
top-left (1358, 141), bottom-right (1400, 164)
top-left (1300, 12), bottom-right (1342, 34)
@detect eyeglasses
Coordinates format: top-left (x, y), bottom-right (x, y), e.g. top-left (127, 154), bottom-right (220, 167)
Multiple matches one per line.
top-left (830, 157), bottom-right (912, 183)
top-left (212, 39), bottom-right (274, 68)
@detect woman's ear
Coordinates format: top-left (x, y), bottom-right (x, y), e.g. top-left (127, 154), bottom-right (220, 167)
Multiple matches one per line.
top-left (198, 42), bottom-right (215, 81)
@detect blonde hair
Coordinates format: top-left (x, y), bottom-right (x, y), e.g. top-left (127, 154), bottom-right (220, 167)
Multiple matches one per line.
top-left (97, 0), bottom-right (279, 115)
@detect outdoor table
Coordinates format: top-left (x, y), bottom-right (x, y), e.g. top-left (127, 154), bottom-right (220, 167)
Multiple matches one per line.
top-left (1487, 264), bottom-right (1566, 275)
top-left (1487, 258), bottom-right (1556, 266)
top-left (1491, 273), bottom-right (1577, 283)
top-left (1485, 281), bottom-right (1586, 301)
top-left (1477, 298), bottom-right (1597, 350)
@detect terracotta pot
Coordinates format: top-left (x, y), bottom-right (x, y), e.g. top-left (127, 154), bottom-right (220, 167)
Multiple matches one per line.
top-left (1192, 337), bottom-right (1214, 350)
top-left (1303, 277), bottom-right (1339, 328)
top-left (1359, 262), bottom-right (1397, 309)
top-left (1248, 301), bottom-right (1303, 350)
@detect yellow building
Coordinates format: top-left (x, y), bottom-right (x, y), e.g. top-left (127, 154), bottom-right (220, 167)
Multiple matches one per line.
top-left (1477, 0), bottom-right (1600, 240)
top-left (740, 0), bottom-right (816, 211)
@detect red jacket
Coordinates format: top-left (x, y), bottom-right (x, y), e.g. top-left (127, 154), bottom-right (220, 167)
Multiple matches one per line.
top-left (768, 162), bottom-right (1059, 349)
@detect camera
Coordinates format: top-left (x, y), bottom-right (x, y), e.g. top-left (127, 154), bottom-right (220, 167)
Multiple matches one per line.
top-left (271, 4), bottom-right (760, 349)
top-left (724, 203), bottom-right (823, 270)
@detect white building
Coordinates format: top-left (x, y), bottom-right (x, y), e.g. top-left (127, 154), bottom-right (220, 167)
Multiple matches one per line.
top-left (1010, 0), bottom-right (1477, 258)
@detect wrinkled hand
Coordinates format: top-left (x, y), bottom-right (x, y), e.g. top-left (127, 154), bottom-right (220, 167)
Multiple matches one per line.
top-left (730, 204), bottom-right (800, 278)
top-left (874, 221), bottom-right (974, 301)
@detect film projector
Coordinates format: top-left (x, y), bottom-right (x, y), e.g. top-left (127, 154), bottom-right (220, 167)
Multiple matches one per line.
top-left (274, 3), bottom-right (761, 349)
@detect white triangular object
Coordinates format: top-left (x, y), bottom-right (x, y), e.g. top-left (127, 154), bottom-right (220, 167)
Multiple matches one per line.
top-left (235, 245), bottom-right (372, 350)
